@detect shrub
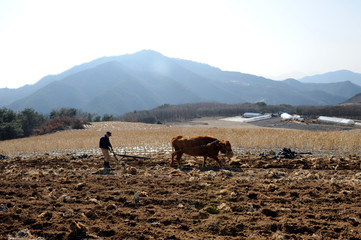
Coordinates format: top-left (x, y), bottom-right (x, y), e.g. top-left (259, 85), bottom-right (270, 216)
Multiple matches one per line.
top-left (36, 116), bottom-right (84, 134)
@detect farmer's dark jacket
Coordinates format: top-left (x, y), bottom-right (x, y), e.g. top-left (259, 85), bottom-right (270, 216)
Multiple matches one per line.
top-left (99, 135), bottom-right (112, 150)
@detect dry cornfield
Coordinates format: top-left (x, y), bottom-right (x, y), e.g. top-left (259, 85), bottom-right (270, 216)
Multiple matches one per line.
top-left (0, 121), bottom-right (360, 157)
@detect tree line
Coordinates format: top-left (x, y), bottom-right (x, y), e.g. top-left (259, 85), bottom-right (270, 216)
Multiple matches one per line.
top-left (0, 107), bottom-right (114, 141)
top-left (118, 102), bottom-right (361, 123)
top-left (3, 102), bottom-right (361, 140)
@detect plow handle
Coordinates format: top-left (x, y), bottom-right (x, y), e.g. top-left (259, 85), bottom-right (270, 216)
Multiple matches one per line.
top-left (114, 153), bottom-right (150, 160)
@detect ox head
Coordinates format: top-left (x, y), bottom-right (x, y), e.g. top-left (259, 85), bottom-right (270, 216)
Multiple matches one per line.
top-left (219, 140), bottom-right (234, 160)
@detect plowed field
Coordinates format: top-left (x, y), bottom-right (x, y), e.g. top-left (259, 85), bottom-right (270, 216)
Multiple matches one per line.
top-left (1, 152), bottom-right (361, 239)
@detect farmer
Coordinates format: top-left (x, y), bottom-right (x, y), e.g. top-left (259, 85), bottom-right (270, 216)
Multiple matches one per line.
top-left (99, 131), bottom-right (113, 169)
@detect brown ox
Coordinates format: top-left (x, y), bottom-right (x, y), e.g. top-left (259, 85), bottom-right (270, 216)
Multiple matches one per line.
top-left (171, 135), bottom-right (234, 167)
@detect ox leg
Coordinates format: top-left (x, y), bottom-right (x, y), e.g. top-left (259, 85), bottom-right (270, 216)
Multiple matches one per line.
top-left (171, 151), bottom-right (183, 166)
top-left (213, 156), bottom-right (223, 167)
top-left (202, 156), bottom-right (207, 167)
top-left (171, 152), bottom-right (176, 166)
top-left (171, 152), bottom-right (178, 166)
top-left (176, 153), bottom-right (183, 166)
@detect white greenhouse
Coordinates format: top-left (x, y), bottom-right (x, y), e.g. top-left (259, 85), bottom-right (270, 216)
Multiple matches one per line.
top-left (317, 116), bottom-right (355, 125)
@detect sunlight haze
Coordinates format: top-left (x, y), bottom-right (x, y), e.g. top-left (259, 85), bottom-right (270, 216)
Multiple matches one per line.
top-left (0, 0), bottom-right (361, 88)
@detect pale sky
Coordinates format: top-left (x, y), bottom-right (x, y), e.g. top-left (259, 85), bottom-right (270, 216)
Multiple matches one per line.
top-left (1, 0), bottom-right (361, 88)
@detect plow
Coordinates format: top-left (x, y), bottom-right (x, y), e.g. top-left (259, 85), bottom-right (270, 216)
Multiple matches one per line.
top-left (112, 151), bottom-right (150, 166)
top-left (113, 152), bottom-right (150, 160)
top-left (111, 152), bottom-right (150, 171)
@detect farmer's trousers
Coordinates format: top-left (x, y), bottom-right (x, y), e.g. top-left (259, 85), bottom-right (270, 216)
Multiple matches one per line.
top-left (101, 148), bottom-right (111, 162)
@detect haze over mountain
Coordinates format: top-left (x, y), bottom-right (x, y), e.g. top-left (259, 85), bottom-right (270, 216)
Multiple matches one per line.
top-left (2, 50), bottom-right (361, 115)
top-left (298, 70), bottom-right (361, 86)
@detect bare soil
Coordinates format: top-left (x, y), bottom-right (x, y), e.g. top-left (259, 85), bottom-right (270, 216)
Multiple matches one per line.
top-left (1, 152), bottom-right (361, 240)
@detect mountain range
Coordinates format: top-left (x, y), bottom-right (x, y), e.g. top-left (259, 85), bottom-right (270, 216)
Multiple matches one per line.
top-left (1, 50), bottom-right (361, 115)
top-left (299, 70), bottom-right (361, 86)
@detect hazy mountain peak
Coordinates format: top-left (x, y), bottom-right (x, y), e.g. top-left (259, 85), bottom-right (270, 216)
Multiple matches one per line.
top-left (133, 49), bottom-right (164, 56)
